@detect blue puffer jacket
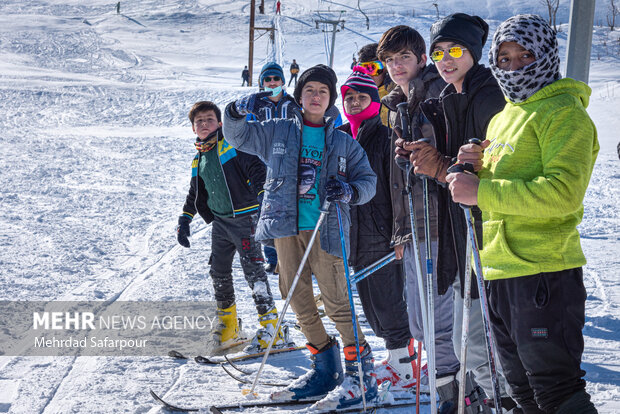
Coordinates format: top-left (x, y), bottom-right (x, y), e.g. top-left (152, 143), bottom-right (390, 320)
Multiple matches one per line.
top-left (223, 104), bottom-right (377, 258)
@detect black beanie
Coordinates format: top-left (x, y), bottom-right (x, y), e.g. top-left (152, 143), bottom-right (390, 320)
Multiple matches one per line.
top-left (430, 13), bottom-right (489, 63)
top-left (294, 64), bottom-right (338, 109)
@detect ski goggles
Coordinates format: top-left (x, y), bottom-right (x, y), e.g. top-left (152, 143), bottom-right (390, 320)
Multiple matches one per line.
top-left (359, 60), bottom-right (384, 76)
top-left (263, 76), bottom-right (281, 82)
top-left (430, 46), bottom-right (468, 62)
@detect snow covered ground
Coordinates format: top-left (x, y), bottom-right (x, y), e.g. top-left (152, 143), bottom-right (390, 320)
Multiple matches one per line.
top-left (0, 0), bottom-right (618, 412)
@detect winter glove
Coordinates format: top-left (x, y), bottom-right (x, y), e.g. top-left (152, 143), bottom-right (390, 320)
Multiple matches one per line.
top-left (325, 178), bottom-right (355, 203)
top-left (408, 141), bottom-right (452, 183)
top-left (176, 215), bottom-right (192, 248)
top-left (233, 91), bottom-right (272, 116)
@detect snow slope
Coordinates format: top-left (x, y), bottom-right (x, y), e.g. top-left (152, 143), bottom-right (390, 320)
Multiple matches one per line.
top-left (0, 0), bottom-right (618, 412)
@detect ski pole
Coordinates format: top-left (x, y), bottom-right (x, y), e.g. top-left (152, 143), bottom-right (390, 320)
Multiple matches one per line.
top-left (335, 202), bottom-right (367, 412)
top-left (415, 339), bottom-right (423, 414)
top-left (457, 236), bottom-right (473, 414)
top-left (397, 101), bottom-right (437, 414)
top-left (446, 161), bottom-right (502, 413)
top-left (350, 252), bottom-right (396, 284)
top-left (242, 200), bottom-right (331, 398)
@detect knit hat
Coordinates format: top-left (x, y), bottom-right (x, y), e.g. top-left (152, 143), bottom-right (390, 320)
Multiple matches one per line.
top-left (430, 13), bottom-right (489, 63)
top-left (294, 64), bottom-right (338, 109)
top-left (340, 68), bottom-right (381, 139)
top-left (259, 62), bottom-right (285, 87)
top-left (489, 14), bottom-right (561, 103)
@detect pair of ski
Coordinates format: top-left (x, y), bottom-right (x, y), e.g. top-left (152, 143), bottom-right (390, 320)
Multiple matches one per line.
top-left (150, 389), bottom-right (428, 413)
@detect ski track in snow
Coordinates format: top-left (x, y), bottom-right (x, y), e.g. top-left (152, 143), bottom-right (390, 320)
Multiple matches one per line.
top-left (0, 1), bottom-right (618, 413)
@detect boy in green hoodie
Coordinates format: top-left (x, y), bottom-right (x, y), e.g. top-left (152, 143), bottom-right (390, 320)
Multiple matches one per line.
top-left (447, 14), bottom-right (599, 414)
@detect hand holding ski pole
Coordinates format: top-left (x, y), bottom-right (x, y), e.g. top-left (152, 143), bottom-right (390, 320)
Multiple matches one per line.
top-left (456, 138), bottom-right (490, 172)
top-left (447, 139), bottom-right (483, 206)
top-left (325, 178), bottom-right (355, 203)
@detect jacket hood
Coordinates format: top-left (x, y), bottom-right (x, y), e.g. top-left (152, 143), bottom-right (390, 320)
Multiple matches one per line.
top-left (513, 77), bottom-right (590, 108)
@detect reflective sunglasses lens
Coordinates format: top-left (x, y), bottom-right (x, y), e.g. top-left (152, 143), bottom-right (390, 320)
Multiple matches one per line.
top-left (431, 50), bottom-right (444, 62)
top-left (448, 47), bottom-right (464, 58)
top-left (264, 76), bottom-right (280, 82)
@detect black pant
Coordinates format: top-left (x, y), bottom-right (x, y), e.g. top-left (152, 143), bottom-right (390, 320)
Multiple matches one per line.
top-left (355, 260), bottom-right (411, 350)
top-left (209, 214), bottom-right (274, 314)
top-left (488, 268), bottom-right (596, 413)
top-left (288, 73), bottom-right (297, 86)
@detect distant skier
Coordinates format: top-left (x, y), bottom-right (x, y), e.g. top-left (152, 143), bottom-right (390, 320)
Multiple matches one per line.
top-left (448, 14), bottom-right (599, 413)
top-left (241, 66), bottom-right (250, 86)
top-left (276, 0), bottom-right (281, 15)
top-left (289, 59), bottom-right (299, 86)
top-left (350, 56), bottom-right (357, 70)
top-left (176, 101), bottom-right (287, 353)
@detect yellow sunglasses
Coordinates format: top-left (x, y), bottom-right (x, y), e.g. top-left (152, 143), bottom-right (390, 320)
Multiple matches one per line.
top-left (430, 47), bottom-right (468, 62)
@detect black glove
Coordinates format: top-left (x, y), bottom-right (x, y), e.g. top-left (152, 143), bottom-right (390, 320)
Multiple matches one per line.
top-left (234, 91), bottom-right (272, 116)
top-left (176, 216), bottom-right (191, 248)
top-left (325, 178), bottom-right (355, 203)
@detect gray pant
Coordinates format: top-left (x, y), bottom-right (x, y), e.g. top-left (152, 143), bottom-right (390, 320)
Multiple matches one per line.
top-left (452, 276), bottom-right (510, 400)
top-left (403, 242), bottom-right (460, 378)
top-left (209, 214), bottom-right (274, 315)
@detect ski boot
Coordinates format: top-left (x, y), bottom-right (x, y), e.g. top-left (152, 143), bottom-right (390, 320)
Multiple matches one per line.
top-left (437, 374), bottom-right (459, 414)
top-left (374, 338), bottom-right (420, 390)
top-left (245, 306), bottom-right (291, 352)
top-left (211, 304), bottom-right (248, 351)
top-left (311, 342), bottom-right (378, 410)
top-left (270, 336), bottom-right (343, 401)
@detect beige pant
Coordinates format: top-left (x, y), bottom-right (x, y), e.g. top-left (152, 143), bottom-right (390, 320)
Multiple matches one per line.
top-left (275, 231), bottom-right (364, 350)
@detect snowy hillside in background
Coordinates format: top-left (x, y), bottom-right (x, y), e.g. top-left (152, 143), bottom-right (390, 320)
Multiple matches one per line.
top-left (0, 0), bottom-right (618, 412)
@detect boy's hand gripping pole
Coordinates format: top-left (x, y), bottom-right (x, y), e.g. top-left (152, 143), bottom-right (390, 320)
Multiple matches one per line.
top-left (396, 102), bottom-right (437, 414)
top-left (242, 200), bottom-right (331, 398)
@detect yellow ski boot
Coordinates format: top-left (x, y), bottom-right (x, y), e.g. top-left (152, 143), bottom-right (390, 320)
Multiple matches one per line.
top-left (212, 304), bottom-right (247, 351)
top-left (246, 306), bottom-right (291, 352)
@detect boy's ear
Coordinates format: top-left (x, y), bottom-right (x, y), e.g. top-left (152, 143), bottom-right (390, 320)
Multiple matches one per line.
top-left (191, 123), bottom-right (197, 135)
top-left (419, 53), bottom-right (428, 66)
top-left (218, 121), bottom-right (223, 128)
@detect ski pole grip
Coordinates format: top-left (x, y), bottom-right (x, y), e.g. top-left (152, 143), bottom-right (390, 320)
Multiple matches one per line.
top-left (396, 102), bottom-right (412, 142)
top-left (469, 137), bottom-right (482, 145)
top-left (446, 163), bottom-right (475, 210)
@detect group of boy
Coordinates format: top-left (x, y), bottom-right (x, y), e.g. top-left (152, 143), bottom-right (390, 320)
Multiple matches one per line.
top-left (177, 12), bottom-right (598, 414)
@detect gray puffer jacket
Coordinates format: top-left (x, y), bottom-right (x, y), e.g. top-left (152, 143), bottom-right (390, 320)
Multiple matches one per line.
top-left (223, 104), bottom-right (377, 258)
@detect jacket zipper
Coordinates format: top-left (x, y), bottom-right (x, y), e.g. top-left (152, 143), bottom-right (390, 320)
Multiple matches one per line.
top-left (215, 131), bottom-right (236, 218)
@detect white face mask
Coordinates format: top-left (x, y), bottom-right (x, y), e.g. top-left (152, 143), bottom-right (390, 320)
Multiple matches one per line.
top-left (265, 85), bottom-right (283, 97)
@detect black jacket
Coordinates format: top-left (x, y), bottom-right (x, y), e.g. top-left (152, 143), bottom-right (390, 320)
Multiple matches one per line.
top-left (338, 115), bottom-right (393, 267)
top-left (419, 64), bottom-right (505, 297)
top-left (382, 64), bottom-right (446, 247)
top-left (182, 128), bottom-right (266, 224)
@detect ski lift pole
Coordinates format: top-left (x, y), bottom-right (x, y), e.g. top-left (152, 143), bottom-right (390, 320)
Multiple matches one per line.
top-left (242, 200), bottom-right (331, 398)
top-left (335, 202), bottom-right (367, 412)
top-left (396, 102), bottom-right (436, 414)
top-left (446, 159), bottom-right (502, 413)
